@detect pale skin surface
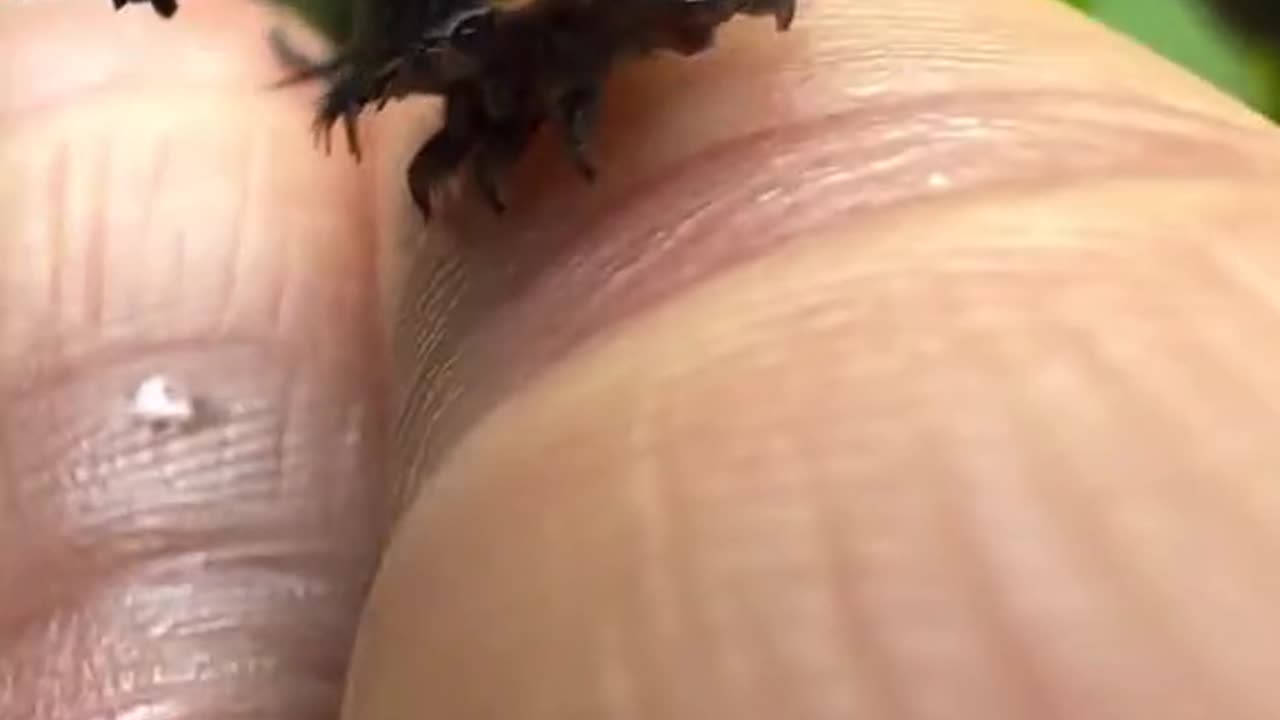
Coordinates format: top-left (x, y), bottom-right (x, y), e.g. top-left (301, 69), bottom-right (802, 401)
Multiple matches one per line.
top-left (5, 0), bottom-right (1280, 717)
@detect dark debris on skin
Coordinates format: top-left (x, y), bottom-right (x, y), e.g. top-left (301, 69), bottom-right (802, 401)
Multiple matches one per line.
top-left (111, 0), bottom-right (797, 220)
top-left (112, 0), bottom-right (177, 18)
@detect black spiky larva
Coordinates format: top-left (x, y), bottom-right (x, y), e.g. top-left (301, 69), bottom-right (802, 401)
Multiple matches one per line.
top-left (111, 0), bottom-right (177, 18)
top-left (110, 0), bottom-right (797, 219)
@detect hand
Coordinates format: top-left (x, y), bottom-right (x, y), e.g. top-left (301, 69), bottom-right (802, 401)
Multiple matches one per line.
top-left (6, 1), bottom-right (1280, 719)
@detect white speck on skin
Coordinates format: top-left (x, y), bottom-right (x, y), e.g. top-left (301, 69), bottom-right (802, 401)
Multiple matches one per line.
top-left (927, 172), bottom-right (953, 190)
top-left (130, 374), bottom-right (196, 431)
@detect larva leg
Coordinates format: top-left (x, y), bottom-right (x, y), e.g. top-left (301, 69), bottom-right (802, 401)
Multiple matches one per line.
top-left (471, 109), bottom-right (544, 212)
top-left (742, 0), bottom-right (796, 30)
top-left (312, 75), bottom-right (368, 160)
top-left (408, 90), bottom-right (484, 218)
top-left (549, 84), bottom-right (602, 181)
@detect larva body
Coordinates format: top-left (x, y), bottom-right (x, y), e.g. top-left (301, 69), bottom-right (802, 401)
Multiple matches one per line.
top-left (111, 0), bottom-right (796, 218)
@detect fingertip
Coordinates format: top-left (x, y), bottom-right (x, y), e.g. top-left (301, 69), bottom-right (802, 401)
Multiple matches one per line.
top-left (0, 5), bottom-right (394, 719)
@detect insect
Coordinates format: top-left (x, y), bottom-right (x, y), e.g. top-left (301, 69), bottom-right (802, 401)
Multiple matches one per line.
top-left (111, 0), bottom-right (177, 18)
top-left (110, 0), bottom-right (796, 219)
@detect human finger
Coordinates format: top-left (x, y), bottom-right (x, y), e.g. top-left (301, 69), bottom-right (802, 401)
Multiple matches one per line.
top-left (350, 0), bottom-right (1280, 718)
top-left (0, 1), bottom-right (391, 717)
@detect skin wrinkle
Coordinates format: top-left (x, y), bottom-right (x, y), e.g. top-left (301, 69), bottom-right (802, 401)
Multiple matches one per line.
top-left (1059, 316), bottom-right (1280, 716)
top-left (349, 178), bottom-right (1280, 720)
top-left (685, 433), bottom-right (873, 718)
top-left (800, 451), bottom-right (911, 720)
top-left (86, 126), bottom-right (109, 328)
top-left (1, 350), bottom-right (341, 567)
top-left (221, 124), bottom-right (257, 338)
top-left (586, 385), bottom-right (677, 720)
top-left (1145, 297), bottom-right (1280, 567)
top-left (797, 271), bottom-right (1037, 720)
top-left (0, 5), bottom-right (390, 717)
top-left (1044, 272), bottom-right (1280, 712)
top-left (923, 302), bottom-right (1120, 720)
top-left (42, 140), bottom-right (70, 341)
top-left (1008, 335), bottom-right (1259, 717)
top-left (922, 327), bottom-right (1193, 720)
top-left (910, 184), bottom-right (1280, 718)
top-left (0, 98), bottom-right (377, 360)
top-left (1188, 248), bottom-right (1280, 541)
top-left (391, 88), bottom-right (1280, 503)
top-left (983, 381), bottom-right (1221, 720)
top-left (0, 344), bottom-right (386, 718)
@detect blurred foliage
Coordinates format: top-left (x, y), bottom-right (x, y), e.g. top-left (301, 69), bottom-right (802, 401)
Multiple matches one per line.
top-left (1065, 0), bottom-right (1280, 120)
top-left (270, 0), bottom-right (1280, 121)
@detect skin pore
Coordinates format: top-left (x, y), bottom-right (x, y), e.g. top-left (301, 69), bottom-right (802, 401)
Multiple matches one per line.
top-left (5, 1), bottom-right (1280, 719)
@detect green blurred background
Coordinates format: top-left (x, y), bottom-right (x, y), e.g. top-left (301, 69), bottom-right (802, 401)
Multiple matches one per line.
top-left (1066, 0), bottom-right (1280, 120)
top-left (278, 0), bottom-right (1280, 122)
